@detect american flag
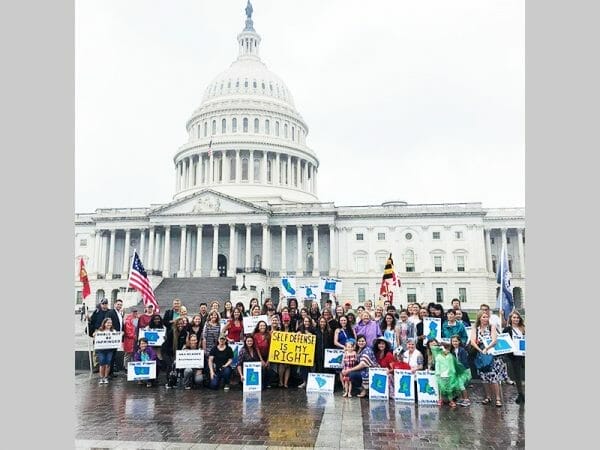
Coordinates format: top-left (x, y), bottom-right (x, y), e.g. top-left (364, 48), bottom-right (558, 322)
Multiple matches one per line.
top-left (207, 139), bottom-right (213, 157)
top-left (128, 251), bottom-right (159, 312)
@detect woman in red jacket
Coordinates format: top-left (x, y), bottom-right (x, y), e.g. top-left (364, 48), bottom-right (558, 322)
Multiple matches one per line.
top-left (122, 308), bottom-right (139, 367)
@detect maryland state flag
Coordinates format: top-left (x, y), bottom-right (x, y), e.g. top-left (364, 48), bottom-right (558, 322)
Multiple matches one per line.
top-left (380, 254), bottom-right (400, 303)
top-left (79, 257), bottom-right (91, 299)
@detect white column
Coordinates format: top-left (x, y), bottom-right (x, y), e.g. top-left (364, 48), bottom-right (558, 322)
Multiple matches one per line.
top-left (122, 229), bottom-right (131, 277)
top-left (275, 152), bottom-right (281, 186)
top-left (228, 224), bottom-right (236, 277)
top-left (312, 224), bottom-right (319, 277)
top-left (236, 150), bottom-right (241, 183)
top-left (91, 231), bottom-right (100, 276)
top-left (139, 229), bottom-right (146, 262)
top-left (245, 223), bottom-right (252, 269)
top-left (314, 167), bottom-right (318, 195)
top-left (148, 227), bottom-right (155, 271)
top-left (186, 227), bottom-right (193, 275)
top-left (287, 156), bottom-right (292, 186)
top-left (178, 225), bottom-right (187, 277)
top-left (262, 152), bottom-right (268, 184)
top-left (295, 157), bottom-right (300, 187)
top-left (154, 232), bottom-right (162, 271)
top-left (163, 226), bottom-right (171, 277)
top-left (501, 228), bottom-right (508, 248)
top-left (223, 152), bottom-right (230, 183)
top-left (296, 225), bottom-right (303, 274)
top-left (210, 224), bottom-right (219, 277)
top-left (281, 225), bottom-right (287, 274)
top-left (196, 156), bottom-right (201, 186)
top-left (262, 224), bottom-right (269, 271)
top-left (175, 162), bottom-right (179, 192)
top-left (308, 164), bottom-right (312, 192)
top-left (107, 229), bottom-right (116, 278)
top-left (193, 225), bottom-right (203, 276)
top-left (484, 229), bottom-right (493, 273)
top-left (329, 225), bottom-right (337, 276)
top-left (209, 151), bottom-right (214, 184)
top-left (249, 150), bottom-right (255, 183)
top-left (517, 228), bottom-right (525, 274)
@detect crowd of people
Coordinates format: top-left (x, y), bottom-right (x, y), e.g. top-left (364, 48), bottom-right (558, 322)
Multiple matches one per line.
top-left (86, 296), bottom-right (525, 406)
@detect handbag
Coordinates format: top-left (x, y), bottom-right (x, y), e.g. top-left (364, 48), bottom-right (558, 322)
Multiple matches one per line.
top-left (474, 352), bottom-right (494, 372)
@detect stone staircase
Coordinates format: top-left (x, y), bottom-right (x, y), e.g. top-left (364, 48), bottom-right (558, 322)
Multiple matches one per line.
top-left (152, 277), bottom-right (236, 312)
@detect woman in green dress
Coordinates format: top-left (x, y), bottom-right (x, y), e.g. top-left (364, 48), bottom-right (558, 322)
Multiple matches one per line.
top-left (430, 341), bottom-right (472, 407)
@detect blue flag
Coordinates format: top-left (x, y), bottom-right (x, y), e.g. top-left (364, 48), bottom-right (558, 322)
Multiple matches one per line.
top-left (496, 243), bottom-right (514, 323)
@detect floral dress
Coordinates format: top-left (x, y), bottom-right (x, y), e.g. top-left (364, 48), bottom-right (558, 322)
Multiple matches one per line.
top-left (342, 352), bottom-right (357, 382)
top-left (476, 325), bottom-right (508, 383)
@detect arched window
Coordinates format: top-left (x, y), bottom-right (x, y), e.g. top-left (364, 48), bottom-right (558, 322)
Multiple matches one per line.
top-left (232, 118), bottom-right (237, 133)
top-left (229, 158), bottom-right (236, 181)
top-left (275, 121), bottom-right (280, 137)
top-left (197, 124), bottom-right (201, 139)
top-left (404, 249), bottom-right (415, 272)
top-left (254, 118), bottom-right (259, 133)
top-left (353, 251), bottom-right (368, 273)
top-left (265, 119), bottom-right (270, 135)
top-left (292, 126), bottom-right (295, 141)
top-left (221, 118), bottom-right (226, 134)
top-left (241, 158), bottom-right (249, 181)
top-left (267, 160), bottom-right (272, 183)
top-left (204, 121), bottom-right (208, 137)
top-left (212, 120), bottom-right (216, 135)
top-left (243, 118), bottom-right (248, 133)
top-left (254, 158), bottom-right (260, 182)
top-left (284, 124), bottom-right (288, 138)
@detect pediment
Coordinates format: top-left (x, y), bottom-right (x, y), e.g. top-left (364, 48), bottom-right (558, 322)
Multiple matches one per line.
top-left (150, 190), bottom-right (269, 216)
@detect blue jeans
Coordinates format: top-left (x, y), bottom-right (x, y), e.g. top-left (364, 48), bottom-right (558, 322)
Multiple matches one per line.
top-left (349, 371), bottom-right (363, 395)
top-left (209, 366), bottom-right (232, 389)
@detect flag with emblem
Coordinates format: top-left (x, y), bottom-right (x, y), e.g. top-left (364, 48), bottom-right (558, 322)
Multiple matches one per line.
top-left (495, 243), bottom-right (514, 324)
top-left (79, 257), bottom-right (91, 299)
top-left (380, 254), bottom-right (400, 303)
top-left (129, 251), bottom-right (159, 313)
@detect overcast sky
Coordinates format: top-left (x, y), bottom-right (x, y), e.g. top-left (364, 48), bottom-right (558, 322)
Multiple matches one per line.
top-left (75, 0), bottom-right (524, 213)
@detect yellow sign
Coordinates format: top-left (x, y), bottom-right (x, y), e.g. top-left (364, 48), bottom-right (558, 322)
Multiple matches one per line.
top-left (268, 331), bottom-right (316, 367)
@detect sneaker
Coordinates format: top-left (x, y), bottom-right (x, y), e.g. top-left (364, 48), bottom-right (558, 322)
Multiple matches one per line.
top-left (146, 382), bottom-right (152, 388)
top-left (224, 385), bottom-right (230, 391)
top-left (104, 378), bottom-right (109, 384)
top-left (98, 378), bottom-right (104, 384)
top-left (460, 399), bottom-right (471, 407)
top-left (184, 386), bottom-right (191, 390)
top-left (298, 382), bottom-right (306, 389)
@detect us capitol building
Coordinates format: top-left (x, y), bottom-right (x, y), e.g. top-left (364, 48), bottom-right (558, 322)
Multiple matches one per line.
top-left (74, 2), bottom-right (525, 312)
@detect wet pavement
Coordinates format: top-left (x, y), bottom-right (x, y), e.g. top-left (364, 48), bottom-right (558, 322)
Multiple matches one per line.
top-left (75, 372), bottom-right (525, 449)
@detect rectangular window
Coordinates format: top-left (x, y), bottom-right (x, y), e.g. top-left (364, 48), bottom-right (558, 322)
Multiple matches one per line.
top-left (76, 291), bottom-right (83, 305)
top-left (436, 287), bottom-right (444, 303)
top-left (432, 231), bottom-right (440, 240)
top-left (459, 287), bottom-right (467, 303)
top-left (356, 233), bottom-right (364, 241)
top-left (434, 256), bottom-right (443, 272)
top-left (275, 121), bottom-right (280, 136)
top-left (358, 287), bottom-right (366, 303)
top-left (376, 255), bottom-right (387, 272)
top-left (355, 256), bottom-right (366, 273)
top-left (232, 118), bottom-right (237, 133)
top-left (455, 231), bottom-right (463, 239)
top-left (377, 232), bottom-right (386, 240)
top-left (456, 255), bottom-right (465, 272)
top-left (407, 288), bottom-right (417, 303)
top-left (254, 118), bottom-right (259, 133)
top-left (79, 239), bottom-right (87, 247)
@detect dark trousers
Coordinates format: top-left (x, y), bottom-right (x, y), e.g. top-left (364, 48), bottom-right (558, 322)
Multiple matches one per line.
top-left (508, 356), bottom-right (525, 394)
top-left (349, 371), bottom-right (363, 395)
top-left (209, 367), bottom-right (232, 389)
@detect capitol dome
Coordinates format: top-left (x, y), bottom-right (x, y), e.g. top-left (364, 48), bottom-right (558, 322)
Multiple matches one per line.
top-left (173, 1), bottom-right (319, 204)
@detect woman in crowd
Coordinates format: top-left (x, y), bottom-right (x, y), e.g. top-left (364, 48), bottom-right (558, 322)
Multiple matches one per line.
top-left (261, 298), bottom-right (276, 315)
top-left (395, 309), bottom-right (416, 351)
top-left (187, 314), bottom-right (203, 342)
top-left (354, 311), bottom-right (382, 347)
top-left (297, 307), bottom-right (312, 331)
top-left (442, 309), bottom-right (468, 345)
top-left (503, 310), bottom-right (526, 404)
top-left (181, 333), bottom-right (203, 390)
top-left (296, 316), bottom-right (315, 388)
top-left (278, 312), bottom-right (294, 388)
top-left (224, 307), bottom-right (244, 343)
top-left (373, 306), bottom-right (385, 326)
top-left (123, 307), bottom-right (139, 367)
top-left (221, 300), bottom-right (234, 320)
top-left (253, 320), bottom-right (274, 387)
top-left (94, 318), bottom-right (116, 384)
top-left (309, 301), bottom-right (321, 323)
top-left (237, 335), bottom-right (264, 387)
top-left (334, 305), bottom-right (345, 322)
top-left (415, 308), bottom-right (430, 368)
top-left (407, 303), bottom-right (421, 325)
top-left (208, 333), bottom-right (234, 390)
top-left (202, 311), bottom-right (222, 355)
top-left (210, 301), bottom-right (220, 313)
top-left (162, 316), bottom-right (189, 385)
top-left (333, 315), bottom-right (356, 349)
top-left (346, 310), bottom-right (357, 328)
top-left (373, 337), bottom-right (395, 370)
top-left (322, 308), bottom-right (338, 331)
top-left (380, 312), bottom-right (398, 351)
top-left (341, 334), bottom-right (378, 397)
top-left (146, 314), bottom-right (166, 360)
top-left (314, 316), bottom-right (334, 373)
top-left (234, 302), bottom-right (246, 317)
top-left (402, 338), bottom-right (424, 374)
top-left (470, 310), bottom-right (508, 407)
top-left (248, 298), bottom-right (259, 315)
top-left (249, 305), bottom-right (261, 317)
top-left (133, 337), bottom-right (158, 388)
top-left (426, 339), bottom-right (439, 371)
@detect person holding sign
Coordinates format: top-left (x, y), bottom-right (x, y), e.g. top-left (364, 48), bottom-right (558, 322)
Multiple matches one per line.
top-left (296, 317), bottom-right (316, 389)
top-left (333, 315), bottom-right (356, 350)
top-left (277, 313), bottom-right (295, 388)
top-left (253, 320), bottom-right (273, 387)
top-left (208, 333), bottom-right (234, 390)
top-left (470, 311), bottom-right (508, 407)
top-left (94, 318), bottom-right (116, 384)
top-left (133, 337), bottom-right (158, 387)
top-left (237, 335), bottom-right (263, 384)
top-left (503, 311), bottom-right (525, 404)
top-left (341, 334), bottom-right (378, 398)
top-left (182, 334), bottom-right (204, 390)
top-left (314, 316), bottom-right (334, 373)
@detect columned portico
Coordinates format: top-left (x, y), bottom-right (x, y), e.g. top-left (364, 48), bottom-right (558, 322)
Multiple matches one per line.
top-left (92, 231), bottom-right (100, 276)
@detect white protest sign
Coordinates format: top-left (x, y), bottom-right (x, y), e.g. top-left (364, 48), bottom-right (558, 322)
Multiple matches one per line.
top-left (512, 336), bottom-right (526, 356)
top-left (485, 333), bottom-right (514, 356)
top-left (138, 328), bottom-right (166, 346)
top-left (306, 373), bottom-right (335, 393)
top-left (368, 368), bottom-right (389, 400)
top-left (319, 277), bottom-right (343, 294)
top-left (281, 276), bottom-right (297, 298)
top-left (324, 349), bottom-right (344, 369)
top-left (175, 349), bottom-right (205, 369)
top-left (393, 369), bottom-right (415, 402)
top-left (94, 331), bottom-right (122, 350)
top-left (243, 315), bottom-right (270, 334)
top-left (243, 361), bottom-right (262, 392)
top-left (423, 318), bottom-right (442, 344)
top-left (127, 361), bottom-right (157, 381)
top-left (298, 284), bottom-right (321, 301)
top-left (415, 370), bottom-right (439, 405)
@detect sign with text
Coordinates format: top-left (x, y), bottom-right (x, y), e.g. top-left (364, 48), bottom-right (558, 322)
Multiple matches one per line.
top-left (281, 276), bottom-right (297, 298)
top-left (127, 361), bottom-right (156, 381)
top-left (423, 318), bottom-right (441, 344)
top-left (485, 333), bottom-right (514, 356)
top-left (393, 369), bottom-right (415, 402)
top-left (319, 277), bottom-right (343, 295)
top-left (512, 336), bottom-right (526, 356)
top-left (415, 370), bottom-right (439, 405)
top-left (306, 373), bottom-right (335, 393)
top-left (324, 349), bottom-right (344, 369)
top-left (298, 284), bottom-right (321, 300)
top-left (138, 328), bottom-right (166, 347)
top-left (243, 361), bottom-right (262, 392)
top-left (175, 349), bottom-right (204, 369)
top-left (94, 331), bottom-right (122, 350)
top-left (243, 315), bottom-right (270, 334)
top-left (268, 331), bottom-right (316, 367)
top-left (368, 368), bottom-right (389, 400)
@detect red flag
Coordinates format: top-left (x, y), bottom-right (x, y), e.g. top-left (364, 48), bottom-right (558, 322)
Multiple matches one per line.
top-left (79, 257), bottom-right (91, 299)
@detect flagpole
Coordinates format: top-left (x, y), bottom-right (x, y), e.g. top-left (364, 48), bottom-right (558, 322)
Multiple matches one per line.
top-left (84, 303), bottom-right (93, 377)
